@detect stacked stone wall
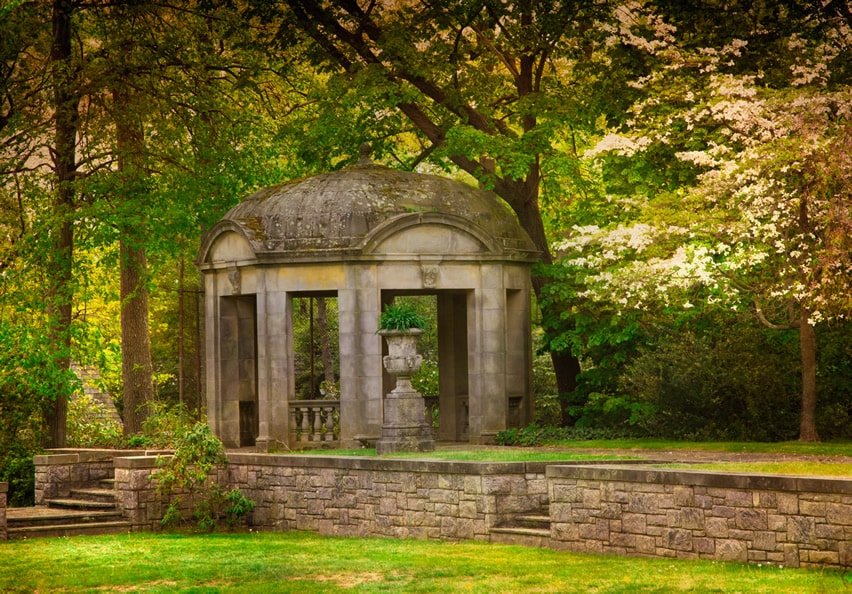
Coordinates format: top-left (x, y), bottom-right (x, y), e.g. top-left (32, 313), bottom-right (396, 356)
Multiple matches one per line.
top-left (0, 481), bottom-right (7, 541)
top-left (548, 465), bottom-right (852, 569)
top-left (226, 454), bottom-right (549, 541)
top-left (34, 449), bottom-right (170, 505)
top-left (113, 456), bottom-right (228, 532)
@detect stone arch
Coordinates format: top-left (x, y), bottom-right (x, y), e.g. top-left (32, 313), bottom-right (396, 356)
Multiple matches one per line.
top-left (199, 221), bottom-right (256, 265)
top-left (360, 212), bottom-right (501, 256)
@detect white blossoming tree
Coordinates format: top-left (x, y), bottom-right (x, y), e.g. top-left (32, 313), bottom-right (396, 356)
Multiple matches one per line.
top-left (558, 1), bottom-right (852, 441)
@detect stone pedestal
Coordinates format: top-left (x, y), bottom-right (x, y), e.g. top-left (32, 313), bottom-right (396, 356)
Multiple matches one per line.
top-left (376, 329), bottom-right (436, 455)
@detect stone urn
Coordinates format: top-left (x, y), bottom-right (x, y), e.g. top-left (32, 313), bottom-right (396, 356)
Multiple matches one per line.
top-left (376, 328), bottom-right (436, 454)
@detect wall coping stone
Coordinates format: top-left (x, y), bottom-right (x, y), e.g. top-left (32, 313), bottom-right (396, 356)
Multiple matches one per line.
top-left (225, 453), bottom-right (649, 474)
top-left (547, 464), bottom-right (852, 494)
top-left (114, 456), bottom-right (164, 469)
top-left (35, 449), bottom-right (172, 466)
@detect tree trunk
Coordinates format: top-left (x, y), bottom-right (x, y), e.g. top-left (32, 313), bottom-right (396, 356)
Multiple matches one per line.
top-left (798, 314), bottom-right (819, 442)
top-left (512, 177), bottom-right (582, 421)
top-left (45, 0), bottom-right (79, 448)
top-left (113, 84), bottom-right (155, 435)
top-left (120, 238), bottom-right (155, 434)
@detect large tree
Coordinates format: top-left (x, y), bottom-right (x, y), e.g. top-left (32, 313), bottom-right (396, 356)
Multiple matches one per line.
top-left (1, 0), bottom-right (293, 440)
top-left (256, 0), bottom-right (635, 416)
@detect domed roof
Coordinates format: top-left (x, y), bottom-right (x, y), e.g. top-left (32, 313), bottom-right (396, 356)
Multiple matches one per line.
top-left (198, 151), bottom-right (538, 265)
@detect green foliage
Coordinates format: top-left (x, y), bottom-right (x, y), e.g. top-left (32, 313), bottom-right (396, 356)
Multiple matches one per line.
top-left (620, 325), bottom-right (800, 441)
top-left (815, 321), bottom-right (852, 440)
top-left (379, 302), bottom-right (429, 331)
top-left (0, 443), bottom-right (35, 507)
top-left (133, 401), bottom-right (198, 449)
top-left (0, 321), bottom-right (74, 504)
top-left (292, 296), bottom-right (339, 400)
top-left (152, 422), bottom-right (254, 531)
top-left (66, 393), bottom-right (123, 448)
top-left (495, 424), bottom-right (630, 446)
top-left (412, 358), bottom-right (439, 398)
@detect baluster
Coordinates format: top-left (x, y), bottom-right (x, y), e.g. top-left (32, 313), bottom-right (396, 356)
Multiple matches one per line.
top-left (293, 408), bottom-right (303, 441)
top-left (301, 406), bottom-right (311, 441)
top-left (326, 406), bottom-right (336, 441)
top-left (308, 407), bottom-right (317, 441)
top-left (318, 407), bottom-right (328, 441)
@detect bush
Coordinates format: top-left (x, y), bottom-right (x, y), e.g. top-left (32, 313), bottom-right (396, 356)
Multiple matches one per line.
top-left (619, 325), bottom-right (800, 441)
top-left (152, 422), bottom-right (254, 531)
top-left (66, 393), bottom-right (123, 448)
top-left (495, 423), bottom-right (631, 446)
top-left (0, 444), bottom-right (36, 507)
top-left (134, 400), bottom-right (198, 448)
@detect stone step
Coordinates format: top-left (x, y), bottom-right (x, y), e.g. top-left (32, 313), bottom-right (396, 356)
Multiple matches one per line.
top-left (512, 514), bottom-right (550, 529)
top-left (490, 526), bottom-right (551, 548)
top-left (70, 487), bottom-right (116, 503)
top-left (8, 507), bottom-right (124, 528)
top-left (47, 497), bottom-right (116, 511)
top-left (8, 521), bottom-right (131, 540)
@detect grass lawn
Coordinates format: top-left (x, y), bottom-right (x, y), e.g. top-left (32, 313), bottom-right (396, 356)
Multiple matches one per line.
top-left (657, 462), bottom-right (852, 476)
top-left (542, 439), bottom-right (852, 457)
top-left (1, 531), bottom-right (849, 593)
top-left (297, 448), bottom-right (635, 462)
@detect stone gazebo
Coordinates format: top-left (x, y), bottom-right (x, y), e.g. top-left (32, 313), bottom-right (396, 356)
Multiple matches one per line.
top-left (197, 147), bottom-right (539, 450)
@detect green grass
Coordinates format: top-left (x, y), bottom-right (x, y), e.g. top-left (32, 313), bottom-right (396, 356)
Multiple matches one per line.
top-left (1, 531), bottom-right (848, 593)
top-left (659, 462), bottom-right (852, 477)
top-left (541, 438), bottom-right (852, 457)
top-left (296, 448), bottom-right (633, 462)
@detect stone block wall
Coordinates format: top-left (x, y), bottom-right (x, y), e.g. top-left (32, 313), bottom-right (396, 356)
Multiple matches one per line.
top-left (34, 449), bottom-right (169, 504)
top-left (548, 465), bottom-right (852, 569)
top-left (113, 456), bottom-right (228, 532)
top-left (0, 481), bottom-right (7, 541)
top-left (226, 454), bottom-right (550, 541)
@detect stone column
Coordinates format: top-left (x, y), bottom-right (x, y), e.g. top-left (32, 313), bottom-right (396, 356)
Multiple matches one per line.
top-left (339, 265), bottom-right (385, 447)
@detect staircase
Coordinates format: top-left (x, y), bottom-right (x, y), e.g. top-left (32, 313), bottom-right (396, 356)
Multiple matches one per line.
top-left (7, 479), bottom-right (131, 539)
top-left (489, 506), bottom-right (551, 548)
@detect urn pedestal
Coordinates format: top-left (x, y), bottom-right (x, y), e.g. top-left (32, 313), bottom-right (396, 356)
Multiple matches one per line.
top-left (376, 329), bottom-right (436, 454)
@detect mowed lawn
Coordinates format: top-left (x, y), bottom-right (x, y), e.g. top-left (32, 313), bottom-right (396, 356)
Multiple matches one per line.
top-left (1, 531), bottom-right (848, 593)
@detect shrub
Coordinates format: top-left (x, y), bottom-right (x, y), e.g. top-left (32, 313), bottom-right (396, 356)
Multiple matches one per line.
top-left (620, 326), bottom-right (800, 441)
top-left (495, 423), bottom-right (630, 446)
top-left (66, 393), bottom-right (123, 448)
top-left (135, 400), bottom-right (198, 448)
top-left (0, 444), bottom-right (36, 507)
top-left (152, 422), bottom-right (254, 531)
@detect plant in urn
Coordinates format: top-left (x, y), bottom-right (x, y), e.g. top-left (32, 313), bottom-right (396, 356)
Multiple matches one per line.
top-left (375, 303), bottom-right (436, 454)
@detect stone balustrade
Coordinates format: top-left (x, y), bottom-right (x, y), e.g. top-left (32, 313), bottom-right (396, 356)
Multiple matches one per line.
top-left (288, 400), bottom-right (340, 447)
top-left (548, 465), bottom-right (852, 570)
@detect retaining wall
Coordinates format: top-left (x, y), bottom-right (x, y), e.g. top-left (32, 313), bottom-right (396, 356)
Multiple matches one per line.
top-left (29, 451), bottom-right (852, 570)
top-left (226, 453), bottom-right (549, 541)
top-left (34, 449), bottom-right (168, 504)
top-left (0, 481), bottom-right (7, 541)
top-left (115, 453), bottom-right (550, 540)
top-left (548, 465), bottom-right (852, 570)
